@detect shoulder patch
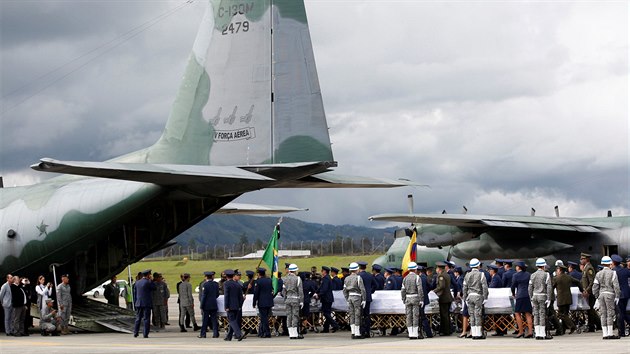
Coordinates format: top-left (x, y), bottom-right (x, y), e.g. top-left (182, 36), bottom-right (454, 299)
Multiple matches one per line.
top-left (588, 269), bottom-right (594, 274)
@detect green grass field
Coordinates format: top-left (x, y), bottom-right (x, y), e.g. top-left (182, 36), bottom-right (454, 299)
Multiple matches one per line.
top-left (116, 255), bottom-right (380, 285)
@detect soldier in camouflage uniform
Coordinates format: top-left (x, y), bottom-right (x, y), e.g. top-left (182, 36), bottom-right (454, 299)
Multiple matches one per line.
top-left (56, 274), bottom-right (72, 335)
top-left (343, 262), bottom-right (366, 339)
top-left (401, 262), bottom-right (423, 340)
top-left (282, 264), bottom-right (303, 339)
top-left (580, 252), bottom-right (601, 332)
top-left (151, 273), bottom-right (169, 328)
top-left (528, 258), bottom-right (553, 340)
top-left (592, 256), bottom-right (621, 339)
top-left (463, 258), bottom-right (488, 340)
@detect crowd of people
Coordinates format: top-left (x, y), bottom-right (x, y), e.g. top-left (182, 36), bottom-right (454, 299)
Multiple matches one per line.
top-left (1, 251), bottom-right (628, 341)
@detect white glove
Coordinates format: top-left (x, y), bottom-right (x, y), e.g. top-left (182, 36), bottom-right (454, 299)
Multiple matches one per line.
top-left (545, 300), bottom-right (550, 308)
top-left (482, 299), bottom-right (487, 305)
top-left (361, 301), bottom-right (366, 309)
top-left (300, 303), bottom-right (303, 309)
top-left (615, 298), bottom-right (619, 305)
top-left (420, 302), bottom-right (424, 308)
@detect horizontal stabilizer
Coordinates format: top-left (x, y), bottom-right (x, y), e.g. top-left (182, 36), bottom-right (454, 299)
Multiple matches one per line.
top-left (271, 172), bottom-right (424, 188)
top-left (369, 213), bottom-right (605, 233)
top-left (216, 203), bottom-right (307, 215)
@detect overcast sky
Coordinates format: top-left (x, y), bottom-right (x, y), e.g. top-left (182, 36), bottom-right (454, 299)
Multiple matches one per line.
top-left (1, 0), bottom-right (628, 227)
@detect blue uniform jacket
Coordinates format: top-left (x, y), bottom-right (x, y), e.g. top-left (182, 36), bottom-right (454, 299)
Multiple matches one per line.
top-left (394, 275), bottom-right (403, 290)
top-left (253, 277), bottom-right (274, 308)
top-left (200, 280), bottom-right (219, 311)
top-left (374, 273), bottom-right (385, 290)
top-left (332, 276), bottom-right (343, 291)
top-left (502, 268), bottom-right (516, 288)
top-left (420, 274), bottom-right (431, 305)
top-left (614, 265), bottom-right (630, 299)
top-left (359, 271), bottom-right (377, 302)
top-left (317, 275), bottom-right (334, 303)
top-left (511, 271), bottom-right (531, 300)
top-left (489, 274), bottom-right (502, 288)
top-left (569, 270), bottom-right (582, 281)
top-left (384, 275), bottom-right (397, 290)
top-left (134, 277), bottom-right (156, 308)
top-left (224, 280), bottom-right (243, 311)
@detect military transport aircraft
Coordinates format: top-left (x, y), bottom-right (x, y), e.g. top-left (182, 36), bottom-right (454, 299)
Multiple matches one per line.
top-left (0, 0), bottom-right (412, 296)
top-left (370, 196), bottom-right (629, 266)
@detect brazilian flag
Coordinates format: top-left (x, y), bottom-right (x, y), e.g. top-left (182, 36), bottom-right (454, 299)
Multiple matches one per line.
top-left (261, 223), bottom-right (280, 295)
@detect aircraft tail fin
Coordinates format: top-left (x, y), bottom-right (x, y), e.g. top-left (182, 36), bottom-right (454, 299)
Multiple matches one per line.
top-left (144, 0), bottom-right (333, 167)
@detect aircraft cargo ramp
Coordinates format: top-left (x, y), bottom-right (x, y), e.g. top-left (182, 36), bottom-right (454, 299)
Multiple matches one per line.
top-left (32, 298), bottom-right (137, 333)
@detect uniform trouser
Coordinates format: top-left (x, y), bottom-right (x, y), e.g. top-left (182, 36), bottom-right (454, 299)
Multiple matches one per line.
top-left (557, 304), bottom-right (575, 331)
top-left (200, 309), bottom-right (218, 337)
top-left (361, 301), bottom-right (372, 335)
top-left (40, 321), bottom-right (57, 333)
top-left (420, 304), bottom-right (432, 337)
top-left (531, 295), bottom-right (547, 326)
top-left (226, 310), bottom-right (242, 339)
top-left (285, 301), bottom-right (300, 328)
top-left (258, 307), bottom-right (271, 337)
top-left (321, 302), bottom-right (338, 331)
top-left (134, 306), bottom-right (151, 337)
top-left (404, 296), bottom-right (420, 327)
top-left (11, 306), bottom-right (25, 335)
top-left (347, 296), bottom-right (362, 326)
top-left (598, 293), bottom-right (616, 327)
top-left (152, 304), bottom-right (166, 326)
top-left (3, 306), bottom-right (13, 334)
top-left (439, 302), bottom-right (451, 334)
top-left (179, 305), bottom-right (197, 327)
top-left (466, 295), bottom-right (484, 327)
top-left (617, 298), bottom-right (630, 335)
top-left (59, 303), bottom-right (71, 328)
top-left (586, 294), bottom-right (601, 330)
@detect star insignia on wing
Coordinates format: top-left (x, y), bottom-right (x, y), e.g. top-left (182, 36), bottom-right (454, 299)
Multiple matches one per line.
top-left (36, 220), bottom-right (49, 237)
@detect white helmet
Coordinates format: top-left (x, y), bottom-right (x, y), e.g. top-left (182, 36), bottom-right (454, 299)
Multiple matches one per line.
top-left (555, 260), bottom-right (564, 267)
top-left (469, 258), bottom-right (480, 268)
top-left (288, 264), bottom-right (299, 272)
top-left (600, 256), bottom-right (612, 265)
top-left (536, 258), bottom-right (547, 267)
top-left (349, 262), bottom-right (359, 271)
top-left (407, 262), bottom-right (418, 270)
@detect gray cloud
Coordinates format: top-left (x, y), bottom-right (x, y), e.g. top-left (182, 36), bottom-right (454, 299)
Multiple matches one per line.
top-left (1, 1), bottom-right (627, 227)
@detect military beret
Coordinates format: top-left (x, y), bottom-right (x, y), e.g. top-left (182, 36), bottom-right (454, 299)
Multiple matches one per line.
top-left (488, 264), bottom-right (499, 271)
top-left (224, 269), bottom-right (235, 276)
top-left (321, 266), bottom-right (330, 272)
top-left (203, 271), bottom-right (215, 277)
top-left (610, 254), bottom-right (623, 263)
top-left (514, 261), bottom-right (527, 268)
top-left (246, 270), bottom-right (255, 277)
top-left (372, 264), bottom-right (382, 271)
top-left (580, 252), bottom-right (591, 259)
top-left (330, 267), bottom-right (339, 273)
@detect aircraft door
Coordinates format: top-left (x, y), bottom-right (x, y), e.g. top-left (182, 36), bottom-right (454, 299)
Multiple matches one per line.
top-left (602, 244), bottom-right (618, 256)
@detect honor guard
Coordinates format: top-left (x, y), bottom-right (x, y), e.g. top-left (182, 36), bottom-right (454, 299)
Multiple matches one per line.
top-left (384, 268), bottom-right (397, 290)
top-left (372, 265), bottom-right (385, 290)
top-left (357, 261), bottom-right (378, 338)
top-left (463, 258), bottom-right (488, 340)
top-left (317, 266), bottom-right (339, 333)
top-left (199, 271), bottom-right (219, 338)
top-left (401, 262), bottom-right (423, 340)
top-left (434, 262), bottom-right (453, 336)
top-left (567, 261), bottom-right (582, 281)
top-left (580, 252), bottom-right (602, 332)
top-left (343, 262), bottom-right (366, 339)
top-left (223, 269), bottom-right (246, 341)
top-left (330, 267), bottom-right (343, 291)
top-left (417, 266), bottom-right (433, 338)
top-left (252, 268), bottom-right (274, 338)
top-left (282, 264), bottom-right (304, 339)
top-left (552, 265), bottom-right (581, 335)
top-left (528, 258), bottom-right (553, 340)
top-left (593, 256), bottom-right (621, 339)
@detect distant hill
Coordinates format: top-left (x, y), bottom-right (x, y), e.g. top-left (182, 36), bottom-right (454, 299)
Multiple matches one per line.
top-left (174, 214), bottom-right (396, 247)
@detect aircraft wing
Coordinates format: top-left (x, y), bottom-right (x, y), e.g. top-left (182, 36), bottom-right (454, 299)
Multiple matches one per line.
top-left (269, 172), bottom-right (424, 188)
top-left (216, 203), bottom-right (307, 215)
top-left (368, 213), bottom-right (604, 232)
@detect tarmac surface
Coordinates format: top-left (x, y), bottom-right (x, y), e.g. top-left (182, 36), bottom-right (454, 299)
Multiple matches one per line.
top-left (1, 296), bottom-right (628, 353)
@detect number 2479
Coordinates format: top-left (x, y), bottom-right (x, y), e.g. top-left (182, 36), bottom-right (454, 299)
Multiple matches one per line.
top-left (222, 21), bottom-right (249, 35)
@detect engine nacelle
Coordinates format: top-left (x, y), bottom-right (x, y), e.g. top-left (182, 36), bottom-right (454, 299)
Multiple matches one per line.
top-left (416, 224), bottom-right (476, 247)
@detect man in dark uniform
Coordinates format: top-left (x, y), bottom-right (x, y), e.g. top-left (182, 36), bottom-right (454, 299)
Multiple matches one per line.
top-left (199, 271), bottom-right (219, 338)
top-left (393, 268), bottom-right (403, 290)
top-left (372, 265), bottom-right (385, 290)
top-left (418, 265), bottom-right (433, 338)
top-left (133, 269), bottom-right (155, 338)
top-left (243, 270), bottom-right (255, 294)
top-left (300, 272), bottom-right (317, 334)
top-left (580, 252), bottom-right (601, 332)
top-left (611, 254), bottom-right (630, 337)
top-left (317, 266), bottom-right (339, 333)
top-left (567, 261), bottom-right (582, 281)
top-left (445, 261), bottom-right (459, 294)
top-left (434, 262), bottom-right (453, 336)
top-left (224, 269), bottom-right (246, 341)
top-left (502, 260), bottom-right (515, 288)
top-left (253, 268), bottom-right (274, 338)
top-left (426, 267), bottom-right (436, 289)
top-left (384, 268), bottom-right (398, 290)
top-left (552, 265), bottom-right (581, 335)
top-left (357, 261), bottom-right (377, 338)
top-left (488, 264), bottom-right (504, 336)
top-left (511, 261), bottom-right (533, 338)
top-left (495, 259), bottom-right (505, 278)
top-left (176, 274), bottom-right (191, 328)
top-left (330, 267), bottom-right (343, 291)
top-left (104, 275), bottom-right (120, 306)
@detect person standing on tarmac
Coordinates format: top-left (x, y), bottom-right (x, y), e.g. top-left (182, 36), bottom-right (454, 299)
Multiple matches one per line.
top-left (401, 262), bottom-right (423, 340)
top-left (580, 252), bottom-right (602, 332)
top-left (593, 256), bottom-right (621, 340)
top-left (343, 262), bottom-right (366, 340)
top-left (178, 273), bottom-right (200, 332)
top-left (282, 264), bottom-right (303, 340)
top-left (133, 269), bottom-right (155, 339)
top-left (463, 258), bottom-right (488, 340)
top-left (528, 258), bottom-right (553, 340)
